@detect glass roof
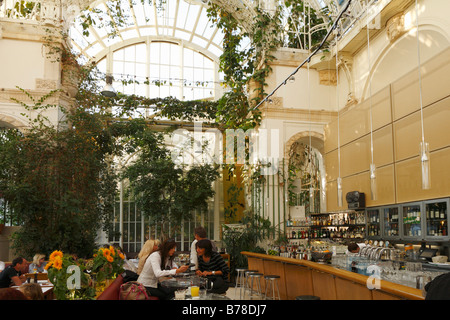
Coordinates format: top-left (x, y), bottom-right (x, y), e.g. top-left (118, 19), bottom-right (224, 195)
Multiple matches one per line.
top-left (70, 0), bottom-right (225, 63)
top-left (69, 0), bottom-right (372, 63)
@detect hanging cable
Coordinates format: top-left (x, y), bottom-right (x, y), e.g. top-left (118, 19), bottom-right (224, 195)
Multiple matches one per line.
top-left (250, 0), bottom-right (352, 112)
top-left (336, 25), bottom-right (343, 208)
top-left (415, 0), bottom-right (431, 189)
top-left (366, 0), bottom-right (377, 200)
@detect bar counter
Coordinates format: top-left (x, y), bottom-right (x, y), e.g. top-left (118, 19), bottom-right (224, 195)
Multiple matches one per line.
top-left (241, 251), bottom-right (425, 300)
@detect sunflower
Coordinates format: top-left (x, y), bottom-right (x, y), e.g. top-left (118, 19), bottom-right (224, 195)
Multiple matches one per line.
top-left (44, 261), bottom-right (53, 270)
top-left (49, 250), bottom-right (63, 261)
top-left (102, 248), bottom-right (111, 258)
top-left (106, 255), bottom-right (114, 263)
top-left (53, 256), bottom-right (63, 270)
top-left (109, 246), bottom-right (115, 256)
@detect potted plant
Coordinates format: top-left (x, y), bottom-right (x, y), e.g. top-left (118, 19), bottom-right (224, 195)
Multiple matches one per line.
top-left (45, 250), bottom-right (95, 300)
top-left (89, 246), bottom-right (125, 296)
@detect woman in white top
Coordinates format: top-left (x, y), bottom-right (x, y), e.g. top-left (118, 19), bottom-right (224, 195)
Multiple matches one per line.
top-left (137, 239), bottom-right (189, 300)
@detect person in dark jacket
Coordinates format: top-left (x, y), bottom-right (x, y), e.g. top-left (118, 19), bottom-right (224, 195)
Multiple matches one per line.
top-left (0, 257), bottom-right (27, 288)
top-left (195, 239), bottom-right (229, 294)
top-left (424, 272), bottom-right (450, 300)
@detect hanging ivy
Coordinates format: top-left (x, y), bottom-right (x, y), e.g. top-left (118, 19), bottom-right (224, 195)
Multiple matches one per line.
top-left (206, 3), bottom-right (283, 131)
top-left (288, 142), bottom-right (321, 214)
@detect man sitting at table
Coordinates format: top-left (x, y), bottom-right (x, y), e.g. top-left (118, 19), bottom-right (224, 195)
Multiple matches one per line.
top-left (0, 257), bottom-right (27, 288)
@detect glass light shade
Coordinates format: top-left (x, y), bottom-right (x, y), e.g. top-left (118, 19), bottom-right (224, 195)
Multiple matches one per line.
top-left (337, 177), bottom-right (343, 207)
top-left (101, 75), bottom-right (116, 97)
top-left (370, 163), bottom-right (378, 201)
top-left (309, 187), bottom-right (315, 213)
top-left (420, 141), bottom-right (431, 189)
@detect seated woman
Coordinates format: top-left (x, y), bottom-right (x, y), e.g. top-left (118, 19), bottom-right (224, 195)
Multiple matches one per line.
top-left (137, 239), bottom-right (161, 275)
top-left (195, 239), bottom-right (230, 294)
top-left (28, 254), bottom-right (46, 273)
top-left (137, 239), bottom-right (189, 300)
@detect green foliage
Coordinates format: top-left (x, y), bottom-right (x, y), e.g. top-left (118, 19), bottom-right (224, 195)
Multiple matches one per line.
top-left (206, 4), bottom-right (282, 130)
top-left (122, 122), bottom-right (220, 234)
top-left (0, 90), bottom-right (119, 258)
top-left (222, 213), bottom-right (274, 279)
top-left (46, 251), bottom-right (95, 300)
top-left (283, 0), bottom-right (328, 49)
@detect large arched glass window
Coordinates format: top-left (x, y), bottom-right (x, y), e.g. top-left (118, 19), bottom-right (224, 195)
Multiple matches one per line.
top-left (95, 41), bottom-right (216, 100)
top-left (69, 0), bottom-right (223, 101)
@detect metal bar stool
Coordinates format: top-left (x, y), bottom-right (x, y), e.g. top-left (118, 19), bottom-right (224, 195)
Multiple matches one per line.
top-left (264, 275), bottom-right (281, 300)
top-left (247, 272), bottom-right (263, 299)
top-left (243, 270), bottom-right (258, 298)
top-left (235, 268), bottom-right (248, 299)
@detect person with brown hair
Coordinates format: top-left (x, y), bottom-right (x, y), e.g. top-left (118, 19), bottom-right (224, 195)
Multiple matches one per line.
top-left (195, 239), bottom-right (229, 294)
top-left (0, 257), bottom-right (27, 288)
top-left (0, 288), bottom-right (28, 300)
top-left (18, 283), bottom-right (44, 300)
top-left (137, 239), bottom-right (189, 300)
top-left (190, 226), bottom-right (217, 269)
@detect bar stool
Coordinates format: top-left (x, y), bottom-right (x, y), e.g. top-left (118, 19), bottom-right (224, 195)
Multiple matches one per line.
top-left (247, 272), bottom-right (263, 298)
top-left (264, 275), bottom-right (281, 300)
top-left (235, 268), bottom-right (248, 299)
top-left (243, 269), bottom-right (258, 297)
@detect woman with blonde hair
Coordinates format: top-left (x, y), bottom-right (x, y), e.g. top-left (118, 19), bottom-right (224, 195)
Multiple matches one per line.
top-left (137, 239), bottom-right (161, 275)
top-left (28, 254), bottom-right (46, 273)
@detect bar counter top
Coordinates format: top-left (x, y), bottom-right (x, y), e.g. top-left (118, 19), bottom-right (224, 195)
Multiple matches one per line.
top-left (241, 251), bottom-right (425, 300)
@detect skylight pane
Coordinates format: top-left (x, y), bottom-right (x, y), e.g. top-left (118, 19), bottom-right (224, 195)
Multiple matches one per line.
top-left (192, 36), bottom-right (208, 48)
top-left (176, 0), bottom-right (189, 29)
top-left (194, 8), bottom-right (209, 35)
top-left (202, 22), bottom-right (216, 39)
top-left (121, 29), bottom-right (139, 40)
top-left (212, 29), bottom-right (224, 45)
top-left (86, 43), bottom-right (104, 57)
top-left (140, 27), bottom-right (157, 36)
top-left (134, 1), bottom-right (147, 25)
top-left (175, 30), bottom-right (191, 41)
top-left (184, 6), bottom-right (200, 31)
top-left (208, 46), bottom-right (223, 59)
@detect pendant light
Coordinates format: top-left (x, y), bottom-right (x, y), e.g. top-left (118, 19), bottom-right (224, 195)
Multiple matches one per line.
top-left (306, 2), bottom-right (315, 214)
top-left (335, 27), bottom-right (343, 208)
top-left (366, 0), bottom-right (377, 200)
top-left (101, 74), bottom-right (117, 97)
top-left (415, 0), bottom-right (431, 189)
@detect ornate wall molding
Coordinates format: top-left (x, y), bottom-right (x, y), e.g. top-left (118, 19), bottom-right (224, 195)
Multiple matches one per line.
top-left (386, 12), bottom-right (406, 43)
top-left (0, 113), bottom-right (27, 129)
top-left (36, 78), bottom-right (58, 90)
top-left (319, 69), bottom-right (337, 86)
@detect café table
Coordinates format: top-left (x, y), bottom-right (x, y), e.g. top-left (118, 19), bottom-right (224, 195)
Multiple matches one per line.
top-left (160, 274), bottom-right (205, 290)
top-left (185, 292), bottom-right (231, 300)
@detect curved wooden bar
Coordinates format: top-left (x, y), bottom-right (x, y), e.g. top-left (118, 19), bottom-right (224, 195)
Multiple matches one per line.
top-left (241, 251), bottom-right (425, 300)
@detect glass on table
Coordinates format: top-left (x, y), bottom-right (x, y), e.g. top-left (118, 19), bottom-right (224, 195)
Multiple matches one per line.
top-left (190, 286), bottom-right (199, 297)
top-left (199, 289), bottom-right (207, 299)
top-left (175, 289), bottom-right (186, 300)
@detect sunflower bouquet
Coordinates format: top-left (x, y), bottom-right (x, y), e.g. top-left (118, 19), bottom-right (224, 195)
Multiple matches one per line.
top-left (91, 246), bottom-right (125, 283)
top-left (45, 250), bottom-right (94, 300)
